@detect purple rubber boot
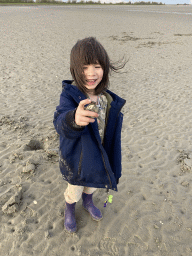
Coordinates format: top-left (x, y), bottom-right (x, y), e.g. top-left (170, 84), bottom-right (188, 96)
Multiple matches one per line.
top-left (64, 202), bottom-right (77, 233)
top-left (82, 193), bottom-right (103, 221)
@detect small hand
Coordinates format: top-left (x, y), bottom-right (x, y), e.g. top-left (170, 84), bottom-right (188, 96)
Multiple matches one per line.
top-left (75, 99), bottom-right (99, 126)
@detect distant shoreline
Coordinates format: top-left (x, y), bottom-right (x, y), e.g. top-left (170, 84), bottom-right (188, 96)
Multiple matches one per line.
top-left (0, 2), bottom-right (165, 6)
top-left (1, 3), bottom-right (191, 7)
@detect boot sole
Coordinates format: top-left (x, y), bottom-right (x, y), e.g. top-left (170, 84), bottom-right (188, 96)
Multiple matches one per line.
top-left (83, 206), bottom-right (103, 221)
top-left (65, 226), bottom-right (77, 233)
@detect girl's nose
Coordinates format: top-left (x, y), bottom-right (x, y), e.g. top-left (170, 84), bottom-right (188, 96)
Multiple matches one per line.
top-left (87, 66), bottom-right (96, 76)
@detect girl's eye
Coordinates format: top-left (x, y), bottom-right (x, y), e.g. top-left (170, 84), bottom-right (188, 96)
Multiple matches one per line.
top-left (95, 66), bottom-right (101, 68)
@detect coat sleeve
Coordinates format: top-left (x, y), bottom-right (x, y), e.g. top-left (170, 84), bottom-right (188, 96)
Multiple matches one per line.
top-left (53, 90), bottom-right (85, 139)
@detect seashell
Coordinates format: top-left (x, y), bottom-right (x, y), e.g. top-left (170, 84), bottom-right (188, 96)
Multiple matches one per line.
top-left (84, 102), bottom-right (99, 118)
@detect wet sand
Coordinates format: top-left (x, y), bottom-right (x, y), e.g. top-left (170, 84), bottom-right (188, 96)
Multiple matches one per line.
top-left (0, 4), bottom-right (192, 256)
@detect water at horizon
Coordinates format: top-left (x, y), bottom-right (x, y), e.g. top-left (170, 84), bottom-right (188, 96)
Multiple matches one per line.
top-left (0, 4), bottom-right (192, 16)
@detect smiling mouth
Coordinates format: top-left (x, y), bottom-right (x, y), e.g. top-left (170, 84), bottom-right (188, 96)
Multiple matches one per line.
top-left (86, 79), bottom-right (97, 85)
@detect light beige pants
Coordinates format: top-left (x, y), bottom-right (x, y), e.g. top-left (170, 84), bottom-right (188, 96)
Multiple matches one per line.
top-left (64, 183), bottom-right (97, 204)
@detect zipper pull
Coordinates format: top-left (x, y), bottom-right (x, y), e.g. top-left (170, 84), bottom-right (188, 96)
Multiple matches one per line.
top-left (104, 194), bottom-right (113, 207)
top-left (104, 190), bottom-right (109, 207)
top-left (108, 195), bottom-right (113, 203)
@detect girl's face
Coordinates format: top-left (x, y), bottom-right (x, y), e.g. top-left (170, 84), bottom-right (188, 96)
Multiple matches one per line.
top-left (83, 63), bottom-right (103, 94)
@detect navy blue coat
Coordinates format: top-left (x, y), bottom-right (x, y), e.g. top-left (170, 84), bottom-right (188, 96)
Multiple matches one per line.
top-left (53, 80), bottom-right (126, 191)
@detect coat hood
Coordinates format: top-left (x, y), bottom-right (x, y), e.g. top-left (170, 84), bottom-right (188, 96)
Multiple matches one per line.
top-left (62, 80), bottom-right (126, 112)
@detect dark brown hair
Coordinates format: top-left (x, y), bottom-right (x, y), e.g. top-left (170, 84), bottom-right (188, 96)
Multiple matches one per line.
top-left (70, 37), bottom-right (127, 95)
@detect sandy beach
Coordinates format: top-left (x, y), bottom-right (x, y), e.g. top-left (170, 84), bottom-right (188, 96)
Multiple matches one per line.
top-left (1, 4), bottom-right (192, 255)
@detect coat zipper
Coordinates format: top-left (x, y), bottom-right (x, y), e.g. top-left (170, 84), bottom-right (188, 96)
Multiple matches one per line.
top-left (100, 147), bottom-right (112, 189)
top-left (78, 149), bottom-right (83, 175)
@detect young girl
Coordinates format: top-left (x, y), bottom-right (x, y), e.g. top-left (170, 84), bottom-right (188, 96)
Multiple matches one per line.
top-left (53, 37), bottom-right (126, 233)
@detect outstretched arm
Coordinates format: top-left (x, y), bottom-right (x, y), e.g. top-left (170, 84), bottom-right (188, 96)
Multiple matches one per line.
top-left (53, 92), bottom-right (98, 139)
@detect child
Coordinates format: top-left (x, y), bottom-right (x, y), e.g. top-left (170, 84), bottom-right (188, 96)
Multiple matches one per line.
top-left (53, 37), bottom-right (126, 233)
